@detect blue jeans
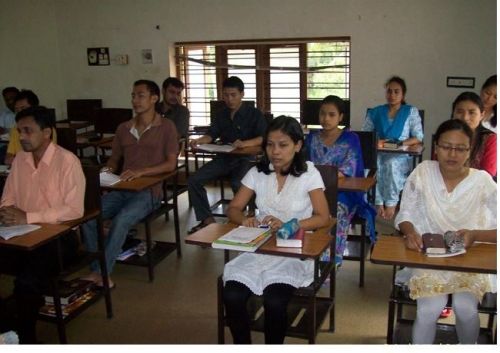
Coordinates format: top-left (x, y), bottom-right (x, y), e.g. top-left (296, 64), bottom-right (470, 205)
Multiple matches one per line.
top-left (188, 156), bottom-right (251, 222)
top-left (82, 190), bottom-right (161, 275)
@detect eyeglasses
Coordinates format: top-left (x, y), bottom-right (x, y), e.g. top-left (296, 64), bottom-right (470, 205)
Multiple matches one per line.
top-left (436, 144), bottom-right (470, 154)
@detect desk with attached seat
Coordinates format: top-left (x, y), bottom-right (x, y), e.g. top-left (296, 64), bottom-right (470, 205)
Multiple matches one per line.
top-left (371, 235), bottom-right (497, 344)
top-left (101, 171), bottom-right (181, 281)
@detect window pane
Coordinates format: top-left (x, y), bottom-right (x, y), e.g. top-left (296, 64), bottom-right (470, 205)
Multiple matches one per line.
top-left (307, 42), bottom-right (350, 99)
top-left (228, 49), bottom-right (256, 102)
top-left (182, 47), bottom-right (216, 126)
top-left (270, 47), bottom-right (300, 118)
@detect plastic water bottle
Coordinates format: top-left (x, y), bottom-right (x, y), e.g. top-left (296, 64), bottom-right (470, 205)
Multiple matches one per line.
top-left (276, 218), bottom-right (300, 239)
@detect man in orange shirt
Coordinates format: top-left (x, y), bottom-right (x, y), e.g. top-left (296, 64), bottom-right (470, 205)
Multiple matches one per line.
top-left (0, 106), bottom-right (85, 343)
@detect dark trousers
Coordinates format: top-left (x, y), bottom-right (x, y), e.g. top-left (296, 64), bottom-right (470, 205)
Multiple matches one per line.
top-left (188, 156), bottom-right (251, 222)
top-left (0, 231), bottom-right (78, 343)
top-left (223, 280), bottom-right (295, 344)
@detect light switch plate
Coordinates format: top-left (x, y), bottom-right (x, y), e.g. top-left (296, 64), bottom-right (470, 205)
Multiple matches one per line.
top-left (447, 76), bottom-right (475, 88)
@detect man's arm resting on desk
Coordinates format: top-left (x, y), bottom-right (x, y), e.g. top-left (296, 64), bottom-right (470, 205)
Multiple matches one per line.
top-left (119, 153), bottom-right (178, 181)
top-left (189, 134), bottom-right (213, 149)
top-left (233, 136), bottom-right (263, 149)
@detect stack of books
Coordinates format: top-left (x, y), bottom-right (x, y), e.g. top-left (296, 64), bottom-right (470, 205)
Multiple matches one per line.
top-left (40, 279), bottom-right (97, 318)
top-left (212, 226), bottom-right (272, 252)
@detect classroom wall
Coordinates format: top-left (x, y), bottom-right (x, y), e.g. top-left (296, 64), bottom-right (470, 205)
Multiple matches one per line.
top-left (0, 0), bottom-right (496, 158)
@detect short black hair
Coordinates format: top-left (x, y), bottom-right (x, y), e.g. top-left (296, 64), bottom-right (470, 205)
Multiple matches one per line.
top-left (2, 86), bottom-right (19, 96)
top-left (134, 79), bottom-right (160, 98)
top-left (223, 76), bottom-right (244, 92)
top-left (15, 106), bottom-right (55, 130)
top-left (451, 91), bottom-right (484, 117)
top-left (321, 95), bottom-right (346, 116)
top-left (481, 75), bottom-right (497, 91)
top-left (15, 89), bottom-right (39, 107)
top-left (162, 77), bottom-right (184, 90)
top-left (257, 116), bottom-right (307, 177)
top-left (435, 119), bottom-right (474, 147)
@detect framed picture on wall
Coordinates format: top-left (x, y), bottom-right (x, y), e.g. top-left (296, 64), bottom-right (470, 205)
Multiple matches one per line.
top-left (87, 47), bottom-right (110, 66)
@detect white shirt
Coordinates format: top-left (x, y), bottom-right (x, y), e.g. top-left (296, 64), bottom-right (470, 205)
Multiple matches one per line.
top-left (223, 161), bottom-right (325, 295)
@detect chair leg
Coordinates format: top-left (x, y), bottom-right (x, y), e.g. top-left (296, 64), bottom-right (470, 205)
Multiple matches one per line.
top-left (51, 279), bottom-right (68, 344)
top-left (145, 221), bottom-right (154, 282)
top-left (96, 217), bottom-right (113, 319)
top-left (217, 276), bottom-right (225, 344)
top-left (307, 295), bottom-right (317, 344)
top-left (359, 223), bottom-right (366, 287)
top-left (173, 194), bottom-right (181, 257)
top-left (387, 298), bottom-right (396, 344)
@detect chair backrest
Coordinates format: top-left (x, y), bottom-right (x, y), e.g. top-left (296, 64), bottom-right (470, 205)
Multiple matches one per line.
top-left (301, 99), bottom-right (351, 128)
top-left (81, 164), bottom-right (101, 212)
top-left (209, 100), bottom-right (255, 123)
top-left (55, 127), bottom-right (77, 155)
top-left (314, 164), bottom-right (338, 218)
top-left (419, 109), bottom-right (425, 131)
top-left (95, 108), bottom-right (133, 134)
top-left (352, 130), bottom-right (377, 174)
top-left (66, 99), bottom-right (102, 123)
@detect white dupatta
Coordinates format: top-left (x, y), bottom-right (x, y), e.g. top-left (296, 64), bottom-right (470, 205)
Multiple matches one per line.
top-left (395, 161), bottom-right (497, 299)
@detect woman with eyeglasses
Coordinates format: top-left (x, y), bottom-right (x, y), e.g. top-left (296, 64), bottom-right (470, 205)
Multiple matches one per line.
top-left (452, 91), bottom-right (496, 177)
top-left (395, 119), bottom-right (497, 344)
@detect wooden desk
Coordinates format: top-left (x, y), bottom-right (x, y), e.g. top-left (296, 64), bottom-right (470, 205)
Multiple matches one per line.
top-left (101, 171), bottom-right (176, 192)
top-left (0, 223), bottom-right (71, 251)
top-left (371, 234), bottom-right (497, 344)
top-left (338, 176), bottom-right (376, 193)
top-left (371, 235), bottom-right (496, 274)
top-left (185, 219), bottom-right (336, 343)
top-left (185, 220), bottom-right (335, 259)
top-left (56, 121), bottom-right (93, 130)
top-left (101, 170), bottom-right (181, 281)
top-left (378, 145), bottom-right (424, 169)
top-left (0, 221), bottom-right (113, 343)
top-left (191, 144), bottom-right (263, 157)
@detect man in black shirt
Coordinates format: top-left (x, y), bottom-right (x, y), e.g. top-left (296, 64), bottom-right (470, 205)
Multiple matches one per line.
top-left (188, 76), bottom-right (267, 234)
top-left (160, 77), bottom-right (190, 139)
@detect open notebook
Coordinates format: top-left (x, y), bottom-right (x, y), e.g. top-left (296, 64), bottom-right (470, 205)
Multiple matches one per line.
top-left (99, 171), bottom-right (121, 186)
top-left (0, 224), bottom-right (42, 240)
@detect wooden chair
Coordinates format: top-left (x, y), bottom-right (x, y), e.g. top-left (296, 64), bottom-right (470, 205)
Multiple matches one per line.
top-left (55, 127), bottom-right (77, 155)
top-left (39, 164), bottom-right (113, 343)
top-left (216, 165), bottom-right (338, 344)
top-left (386, 235), bottom-right (496, 344)
top-left (344, 130), bottom-right (377, 287)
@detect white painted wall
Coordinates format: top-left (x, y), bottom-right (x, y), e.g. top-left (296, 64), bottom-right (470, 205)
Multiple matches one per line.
top-left (0, 0), bottom-right (496, 158)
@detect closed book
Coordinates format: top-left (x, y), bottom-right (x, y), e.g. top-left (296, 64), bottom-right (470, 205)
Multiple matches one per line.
top-left (276, 228), bottom-right (304, 248)
top-left (383, 140), bottom-right (403, 149)
top-left (212, 226), bottom-right (272, 252)
top-left (44, 279), bottom-right (95, 305)
top-left (422, 233), bottom-right (446, 254)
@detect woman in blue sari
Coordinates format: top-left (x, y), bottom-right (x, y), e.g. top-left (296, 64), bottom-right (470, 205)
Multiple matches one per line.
top-left (363, 76), bottom-right (424, 220)
top-left (305, 95), bottom-right (375, 266)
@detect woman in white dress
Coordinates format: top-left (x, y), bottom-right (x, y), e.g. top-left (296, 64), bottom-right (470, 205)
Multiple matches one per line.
top-left (223, 116), bottom-right (330, 344)
top-left (395, 119), bottom-right (497, 344)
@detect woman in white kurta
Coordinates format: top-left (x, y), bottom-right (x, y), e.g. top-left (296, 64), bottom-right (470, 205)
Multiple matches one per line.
top-left (223, 116), bottom-right (330, 344)
top-left (394, 119), bottom-right (497, 344)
